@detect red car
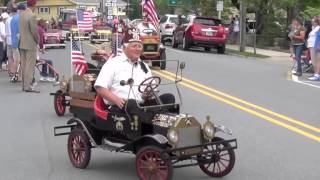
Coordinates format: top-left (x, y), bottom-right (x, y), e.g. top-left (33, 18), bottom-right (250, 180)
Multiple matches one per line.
top-left (172, 16), bottom-right (227, 54)
top-left (44, 29), bottom-right (66, 49)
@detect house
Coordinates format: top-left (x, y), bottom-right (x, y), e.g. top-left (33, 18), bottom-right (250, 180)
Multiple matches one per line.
top-left (34, 0), bottom-right (99, 21)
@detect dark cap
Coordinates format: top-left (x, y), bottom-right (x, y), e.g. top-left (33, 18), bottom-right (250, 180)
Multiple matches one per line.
top-left (123, 27), bottom-right (142, 45)
top-left (27, 0), bottom-right (37, 7)
top-left (17, 4), bottom-right (26, 10)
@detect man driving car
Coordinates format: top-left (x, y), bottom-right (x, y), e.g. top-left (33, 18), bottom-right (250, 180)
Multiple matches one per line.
top-left (94, 35), bottom-right (174, 122)
top-left (137, 13), bottom-right (157, 36)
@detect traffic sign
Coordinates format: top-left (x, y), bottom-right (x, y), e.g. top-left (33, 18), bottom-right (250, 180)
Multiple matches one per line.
top-left (168, 0), bottom-right (182, 6)
top-left (216, 1), bottom-right (223, 11)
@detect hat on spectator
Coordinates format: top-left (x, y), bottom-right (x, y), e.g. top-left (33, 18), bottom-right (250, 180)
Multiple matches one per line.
top-left (27, 0), bottom-right (37, 7)
top-left (1, 12), bottom-right (9, 20)
top-left (17, 4), bottom-right (26, 10)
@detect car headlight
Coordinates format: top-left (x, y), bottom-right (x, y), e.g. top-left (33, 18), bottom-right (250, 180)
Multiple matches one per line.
top-left (167, 128), bottom-right (179, 144)
top-left (203, 120), bottom-right (215, 140)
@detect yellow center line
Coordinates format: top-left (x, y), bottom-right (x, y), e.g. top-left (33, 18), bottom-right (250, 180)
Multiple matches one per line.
top-left (158, 70), bottom-right (320, 133)
top-left (153, 71), bottom-right (320, 142)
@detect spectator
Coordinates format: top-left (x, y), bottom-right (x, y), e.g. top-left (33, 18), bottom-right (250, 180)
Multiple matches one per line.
top-left (232, 15), bottom-right (240, 44)
top-left (137, 13), bottom-right (156, 36)
top-left (307, 17), bottom-right (320, 80)
top-left (0, 16), bottom-right (7, 71)
top-left (37, 19), bottom-right (55, 82)
top-left (5, 9), bottom-right (16, 77)
top-left (310, 17), bottom-right (320, 81)
top-left (289, 18), bottom-right (306, 76)
top-left (10, 3), bottom-right (25, 80)
top-left (19, 0), bottom-right (39, 93)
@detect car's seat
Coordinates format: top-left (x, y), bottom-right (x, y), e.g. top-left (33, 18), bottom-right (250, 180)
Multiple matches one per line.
top-left (94, 96), bottom-right (109, 120)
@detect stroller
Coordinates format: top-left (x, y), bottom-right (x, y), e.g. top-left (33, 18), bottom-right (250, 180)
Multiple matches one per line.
top-left (291, 48), bottom-right (314, 74)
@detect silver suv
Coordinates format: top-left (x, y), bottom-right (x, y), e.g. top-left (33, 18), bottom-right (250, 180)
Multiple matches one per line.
top-left (159, 14), bottom-right (180, 43)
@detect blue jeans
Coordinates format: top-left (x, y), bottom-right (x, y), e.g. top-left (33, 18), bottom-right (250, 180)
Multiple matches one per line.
top-left (293, 44), bottom-right (304, 73)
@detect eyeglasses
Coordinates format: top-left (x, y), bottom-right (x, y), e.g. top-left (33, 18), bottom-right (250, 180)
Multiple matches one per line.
top-left (128, 43), bottom-right (143, 49)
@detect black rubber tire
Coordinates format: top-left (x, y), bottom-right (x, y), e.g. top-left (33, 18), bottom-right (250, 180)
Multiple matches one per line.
top-left (67, 127), bottom-right (91, 169)
top-left (217, 45), bottom-right (226, 54)
top-left (54, 90), bottom-right (66, 116)
top-left (160, 52), bottom-right (166, 70)
top-left (136, 146), bottom-right (172, 180)
top-left (204, 47), bottom-right (211, 52)
top-left (198, 137), bottom-right (235, 177)
top-left (182, 36), bottom-right (189, 50)
top-left (171, 34), bottom-right (178, 48)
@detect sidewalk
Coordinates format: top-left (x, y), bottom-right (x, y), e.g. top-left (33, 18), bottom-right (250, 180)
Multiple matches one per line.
top-left (226, 44), bottom-right (290, 60)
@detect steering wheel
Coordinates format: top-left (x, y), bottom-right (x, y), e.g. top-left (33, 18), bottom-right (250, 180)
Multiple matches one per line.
top-left (138, 76), bottom-right (161, 99)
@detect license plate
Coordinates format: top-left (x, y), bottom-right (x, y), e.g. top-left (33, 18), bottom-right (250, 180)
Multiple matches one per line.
top-left (206, 31), bottom-right (213, 36)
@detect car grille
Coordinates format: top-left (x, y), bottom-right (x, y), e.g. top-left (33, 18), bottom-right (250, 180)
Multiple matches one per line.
top-left (143, 44), bottom-right (158, 52)
top-left (177, 126), bottom-right (201, 147)
top-left (46, 37), bottom-right (59, 44)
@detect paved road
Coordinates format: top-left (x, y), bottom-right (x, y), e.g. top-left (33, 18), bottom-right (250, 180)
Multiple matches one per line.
top-left (0, 42), bottom-right (319, 180)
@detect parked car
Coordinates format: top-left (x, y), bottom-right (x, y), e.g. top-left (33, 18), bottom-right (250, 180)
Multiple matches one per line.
top-left (159, 14), bottom-right (180, 43)
top-left (172, 15), bottom-right (227, 54)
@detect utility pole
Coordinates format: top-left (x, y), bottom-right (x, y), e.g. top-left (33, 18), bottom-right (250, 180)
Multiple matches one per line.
top-left (239, 0), bottom-right (247, 52)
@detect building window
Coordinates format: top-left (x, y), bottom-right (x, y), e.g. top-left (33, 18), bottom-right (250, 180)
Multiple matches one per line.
top-left (38, 7), bottom-right (50, 14)
top-left (79, 6), bottom-right (86, 10)
top-left (57, 7), bottom-right (65, 15)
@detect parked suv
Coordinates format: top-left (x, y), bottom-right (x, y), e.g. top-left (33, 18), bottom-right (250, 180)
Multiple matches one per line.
top-left (172, 15), bottom-right (227, 54)
top-left (159, 14), bottom-right (181, 43)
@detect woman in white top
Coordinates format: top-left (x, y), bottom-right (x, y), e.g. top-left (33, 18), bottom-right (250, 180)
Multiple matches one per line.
top-left (307, 17), bottom-right (320, 80)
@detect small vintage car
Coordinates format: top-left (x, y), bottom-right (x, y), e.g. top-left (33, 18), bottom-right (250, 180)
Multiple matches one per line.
top-left (44, 29), bottom-right (66, 49)
top-left (90, 28), bottom-right (112, 44)
top-left (139, 29), bottom-right (167, 70)
top-left (66, 25), bottom-right (90, 41)
top-left (50, 63), bottom-right (99, 116)
top-left (53, 60), bottom-right (237, 180)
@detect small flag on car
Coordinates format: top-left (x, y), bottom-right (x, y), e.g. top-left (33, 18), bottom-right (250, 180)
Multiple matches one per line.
top-left (71, 38), bottom-right (88, 76)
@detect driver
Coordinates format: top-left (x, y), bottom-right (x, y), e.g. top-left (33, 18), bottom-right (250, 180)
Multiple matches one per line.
top-left (137, 13), bottom-right (156, 36)
top-left (94, 35), bottom-right (174, 122)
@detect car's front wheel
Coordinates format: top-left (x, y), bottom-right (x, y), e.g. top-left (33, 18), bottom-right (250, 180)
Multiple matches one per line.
top-left (136, 146), bottom-right (172, 180)
top-left (197, 137), bottom-right (235, 177)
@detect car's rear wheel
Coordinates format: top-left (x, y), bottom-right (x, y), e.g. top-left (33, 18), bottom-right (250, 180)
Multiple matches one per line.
top-left (54, 90), bottom-right (66, 116)
top-left (198, 137), bottom-right (235, 177)
top-left (171, 34), bottom-right (178, 48)
top-left (182, 36), bottom-right (189, 50)
top-left (136, 146), bottom-right (172, 180)
top-left (68, 127), bottom-right (91, 169)
top-left (204, 47), bottom-right (211, 52)
top-left (160, 52), bottom-right (166, 70)
top-left (217, 45), bottom-right (226, 54)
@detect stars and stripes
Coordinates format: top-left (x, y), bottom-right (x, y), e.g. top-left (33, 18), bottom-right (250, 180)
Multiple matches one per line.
top-left (71, 39), bottom-right (88, 76)
top-left (76, 10), bottom-right (93, 32)
top-left (141, 0), bottom-right (159, 29)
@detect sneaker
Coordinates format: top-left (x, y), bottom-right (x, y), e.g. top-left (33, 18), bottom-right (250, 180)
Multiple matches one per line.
top-left (291, 69), bottom-right (297, 74)
top-left (46, 77), bottom-right (56, 82)
top-left (39, 76), bottom-right (46, 81)
top-left (308, 75), bottom-right (320, 81)
top-left (293, 71), bottom-right (302, 76)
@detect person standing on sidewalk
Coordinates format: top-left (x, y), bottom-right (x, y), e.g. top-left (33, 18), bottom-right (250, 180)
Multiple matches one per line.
top-left (19, 0), bottom-right (39, 93)
top-left (307, 17), bottom-right (320, 80)
top-left (0, 17), bottom-right (6, 71)
top-left (289, 18), bottom-right (306, 76)
top-left (311, 19), bottom-right (320, 81)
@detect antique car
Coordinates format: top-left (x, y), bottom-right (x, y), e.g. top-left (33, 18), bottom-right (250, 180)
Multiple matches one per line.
top-left (44, 29), bottom-right (66, 49)
top-left (53, 60), bottom-right (237, 180)
top-left (90, 28), bottom-right (112, 44)
top-left (139, 29), bottom-right (167, 70)
top-left (50, 63), bottom-right (99, 116)
top-left (66, 25), bottom-right (90, 41)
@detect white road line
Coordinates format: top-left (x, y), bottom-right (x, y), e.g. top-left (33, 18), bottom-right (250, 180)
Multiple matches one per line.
top-left (165, 47), bottom-right (184, 54)
top-left (292, 75), bottom-right (320, 89)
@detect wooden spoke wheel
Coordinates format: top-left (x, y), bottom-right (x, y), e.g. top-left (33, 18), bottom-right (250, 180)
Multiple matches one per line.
top-left (198, 137), bottom-right (235, 177)
top-left (67, 128), bottom-right (91, 169)
top-left (54, 90), bottom-right (66, 116)
top-left (136, 146), bottom-right (172, 180)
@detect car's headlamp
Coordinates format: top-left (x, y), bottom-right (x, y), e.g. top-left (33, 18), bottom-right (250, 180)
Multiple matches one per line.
top-left (167, 128), bottom-right (179, 144)
top-left (203, 119), bottom-right (215, 140)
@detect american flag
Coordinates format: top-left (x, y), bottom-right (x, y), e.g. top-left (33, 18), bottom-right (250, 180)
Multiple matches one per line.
top-left (141, 0), bottom-right (159, 29)
top-left (108, 47), bottom-right (123, 60)
top-left (76, 10), bottom-right (93, 32)
top-left (71, 39), bottom-right (88, 76)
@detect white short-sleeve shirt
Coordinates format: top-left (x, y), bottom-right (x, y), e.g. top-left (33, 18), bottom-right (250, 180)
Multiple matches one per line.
top-left (94, 53), bottom-right (152, 105)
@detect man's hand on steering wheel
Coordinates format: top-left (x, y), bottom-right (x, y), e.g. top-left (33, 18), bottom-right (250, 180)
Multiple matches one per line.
top-left (138, 76), bottom-right (161, 99)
